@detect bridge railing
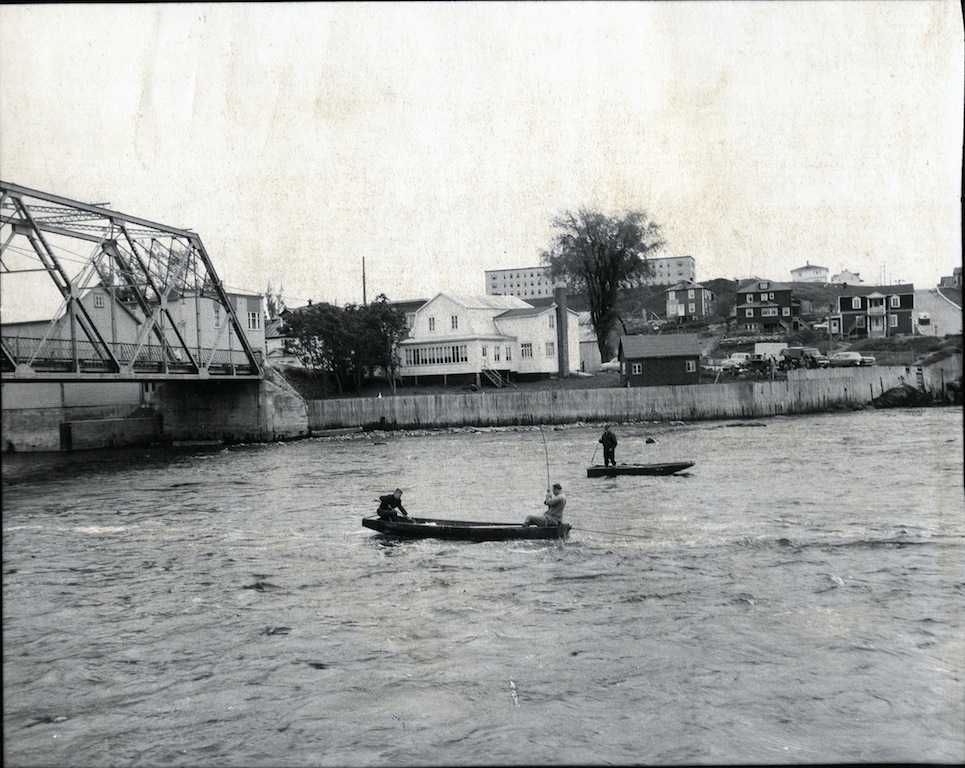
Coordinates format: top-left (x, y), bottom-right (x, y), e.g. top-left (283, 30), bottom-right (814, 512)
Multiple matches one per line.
top-left (2, 335), bottom-right (260, 376)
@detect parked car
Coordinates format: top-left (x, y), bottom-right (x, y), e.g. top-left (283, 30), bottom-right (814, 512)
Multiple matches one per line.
top-left (721, 352), bottom-right (751, 371)
top-left (780, 346), bottom-right (830, 370)
top-left (747, 353), bottom-right (778, 375)
top-left (829, 351), bottom-right (875, 367)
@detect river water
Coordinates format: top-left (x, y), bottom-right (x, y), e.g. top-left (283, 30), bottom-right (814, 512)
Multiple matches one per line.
top-left (2, 407), bottom-right (963, 767)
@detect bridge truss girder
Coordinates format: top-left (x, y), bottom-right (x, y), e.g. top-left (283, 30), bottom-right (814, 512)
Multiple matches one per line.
top-left (0, 181), bottom-right (263, 382)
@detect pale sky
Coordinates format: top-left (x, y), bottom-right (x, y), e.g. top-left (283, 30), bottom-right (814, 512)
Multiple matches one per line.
top-left (1, 1), bottom-right (962, 315)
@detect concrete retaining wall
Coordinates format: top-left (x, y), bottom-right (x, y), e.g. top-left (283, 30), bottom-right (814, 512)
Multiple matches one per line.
top-left (307, 366), bottom-right (921, 430)
top-left (65, 416), bottom-right (160, 451)
top-left (2, 403), bottom-right (149, 452)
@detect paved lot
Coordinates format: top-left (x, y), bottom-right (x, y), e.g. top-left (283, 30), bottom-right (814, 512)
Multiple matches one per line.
top-left (915, 288), bottom-right (963, 336)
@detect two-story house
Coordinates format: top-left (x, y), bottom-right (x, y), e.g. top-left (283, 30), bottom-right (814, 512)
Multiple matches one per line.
top-left (665, 279), bottom-right (715, 323)
top-left (734, 279), bottom-right (802, 332)
top-left (831, 284), bottom-right (915, 338)
top-left (397, 293), bottom-right (580, 387)
top-left (790, 262), bottom-right (829, 283)
top-left (618, 333), bottom-right (702, 387)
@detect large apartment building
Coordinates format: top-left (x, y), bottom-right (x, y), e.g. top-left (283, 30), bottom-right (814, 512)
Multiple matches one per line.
top-left (485, 256), bottom-right (696, 299)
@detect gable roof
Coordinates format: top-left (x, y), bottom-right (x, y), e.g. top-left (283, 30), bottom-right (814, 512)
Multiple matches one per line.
top-left (429, 292), bottom-right (532, 311)
top-left (619, 333), bottom-right (702, 359)
top-left (665, 279), bottom-right (710, 292)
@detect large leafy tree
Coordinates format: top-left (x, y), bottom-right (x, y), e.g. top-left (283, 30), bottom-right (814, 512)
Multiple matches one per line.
top-left (356, 294), bottom-right (410, 394)
top-left (541, 208), bottom-right (664, 359)
top-left (284, 296), bottom-right (407, 395)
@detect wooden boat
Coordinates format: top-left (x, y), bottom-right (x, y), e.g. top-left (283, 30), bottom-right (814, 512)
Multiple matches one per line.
top-left (362, 515), bottom-right (571, 542)
top-left (586, 461), bottom-right (694, 478)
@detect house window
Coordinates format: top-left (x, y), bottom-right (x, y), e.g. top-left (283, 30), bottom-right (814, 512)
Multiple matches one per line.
top-left (505, 346), bottom-right (512, 361)
top-left (783, 307), bottom-right (791, 316)
top-left (548, 314), bottom-right (555, 329)
top-left (687, 289), bottom-right (695, 299)
top-left (745, 308), bottom-right (754, 318)
top-left (688, 303), bottom-right (696, 314)
top-left (631, 362), bottom-right (642, 375)
top-left (769, 292), bottom-right (775, 300)
top-left (94, 294), bottom-right (105, 308)
top-left (760, 293), bottom-right (768, 302)
top-left (852, 297), bottom-right (861, 310)
top-left (889, 314), bottom-right (898, 327)
top-left (545, 341), bottom-right (555, 357)
top-left (404, 344), bottom-right (469, 366)
top-left (482, 346), bottom-right (488, 358)
top-left (247, 312), bottom-right (262, 331)
top-left (762, 307), bottom-right (778, 317)
top-left (214, 306), bottom-right (221, 328)
top-left (451, 315), bottom-right (459, 330)
top-left (521, 343), bottom-right (533, 358)
top-left (685, 360), bottom-right (697, 373)
top-left (494, 347), bottom-right (501, 362)
top-left (890, 296), bottom-right (900, 308)
top-left (856, 316), bottom-right (866, 327)
top-left (428, 317), bottom-right (436, 332)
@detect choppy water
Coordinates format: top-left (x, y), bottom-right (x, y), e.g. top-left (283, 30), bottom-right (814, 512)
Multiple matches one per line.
top-left (2, 408), bottom-right (963, 767)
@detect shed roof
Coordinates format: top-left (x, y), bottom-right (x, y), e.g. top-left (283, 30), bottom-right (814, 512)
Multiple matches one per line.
top-left (619, 333), bottom-right (702, 359)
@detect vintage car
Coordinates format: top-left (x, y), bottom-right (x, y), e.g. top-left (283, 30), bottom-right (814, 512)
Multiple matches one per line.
top-left (829, 351), bottom-right (876, 367)
top-left (780, 346), bottom-right (830, 370)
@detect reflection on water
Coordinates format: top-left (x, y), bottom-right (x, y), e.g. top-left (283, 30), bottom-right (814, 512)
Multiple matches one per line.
top-left (3, 408), bottom-right (963, 766)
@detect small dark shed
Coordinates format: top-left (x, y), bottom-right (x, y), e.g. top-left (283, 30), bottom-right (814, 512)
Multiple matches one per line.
top-left (618, 333), bottom-right (702, 387)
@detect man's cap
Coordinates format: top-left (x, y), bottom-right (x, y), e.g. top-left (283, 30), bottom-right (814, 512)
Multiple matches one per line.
top-left (552, 483), bottom-right (562, 490)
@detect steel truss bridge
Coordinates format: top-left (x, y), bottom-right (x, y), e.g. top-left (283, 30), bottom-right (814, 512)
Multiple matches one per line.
top-left (1, 181), bottom-right (263, 382)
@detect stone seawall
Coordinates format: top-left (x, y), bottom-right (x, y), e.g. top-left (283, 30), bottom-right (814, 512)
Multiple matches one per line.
top-left (308, 366), bottom-right (921, 430)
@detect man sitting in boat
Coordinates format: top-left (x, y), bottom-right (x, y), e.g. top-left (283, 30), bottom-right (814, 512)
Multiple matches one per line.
top-left (377, 488), bottom-right (412, 522)
top-left (524, 483), bottom-right (566, 527)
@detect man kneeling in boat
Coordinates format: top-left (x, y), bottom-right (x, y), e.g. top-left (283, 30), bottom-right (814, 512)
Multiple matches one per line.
top-left (525, 483), bottom-right (566, 527)
top-left (377, 488), bottom-right (413, 522)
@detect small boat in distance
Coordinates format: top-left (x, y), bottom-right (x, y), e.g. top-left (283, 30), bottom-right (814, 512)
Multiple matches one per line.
top-left (586, 461), bottom-right (695, 478)
top-left (362, 516), bottom-right (571, 542)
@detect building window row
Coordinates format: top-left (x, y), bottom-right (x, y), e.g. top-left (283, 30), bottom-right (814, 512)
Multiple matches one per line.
top-left (404, 344), bottom-right (469, 366)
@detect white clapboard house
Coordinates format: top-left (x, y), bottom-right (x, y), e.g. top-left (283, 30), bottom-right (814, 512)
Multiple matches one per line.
top-left (397, 292), bottom-right (581, 387)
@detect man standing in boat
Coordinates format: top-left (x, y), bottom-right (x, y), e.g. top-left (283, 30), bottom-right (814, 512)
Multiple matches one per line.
top-left (377, 488), bottom-right (411, 521)
top-left (599, 425), bottom-right (618, 467)
top-left (525, 483), bottom-right (566, 527)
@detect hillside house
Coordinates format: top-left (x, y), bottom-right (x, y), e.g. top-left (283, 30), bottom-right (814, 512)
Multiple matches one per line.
top-left (790, 262), bottom-right (829, 283)
top-left (397, 292), bottom-right (580, 387)
top-left (734, 279), bottom-right (803, 332)
top-left (831, 269), bottom-right (863, 285)
top-left (831, 284), bottom-right (915, 338)
top-left (618, 333), bottom-right (702, 387)
top-left (665, 279), bottom-right (715, 322)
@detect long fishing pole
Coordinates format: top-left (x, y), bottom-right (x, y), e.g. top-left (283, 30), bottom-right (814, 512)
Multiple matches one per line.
top-left (590, 442), bottom-right (599, 466)
top-left (538, 424), bottom-right (551, 489)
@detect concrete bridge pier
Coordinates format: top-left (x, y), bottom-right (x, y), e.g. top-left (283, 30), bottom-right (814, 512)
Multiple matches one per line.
top-left (155, 367), bottom-right (310, 444)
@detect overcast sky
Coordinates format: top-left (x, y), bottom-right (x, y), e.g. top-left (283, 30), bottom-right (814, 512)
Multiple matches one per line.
top-left (1, 2), bottom-right (962, 313)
